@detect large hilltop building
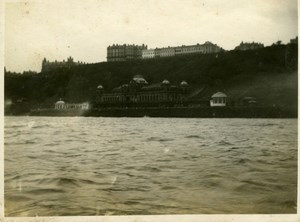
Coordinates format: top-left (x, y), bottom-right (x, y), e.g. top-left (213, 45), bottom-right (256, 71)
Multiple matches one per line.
top-left (107, 42), bottom-right (222, 62)
top-left (41, 56), bottom-right (85, 72)
top-left (234, 41), bottom-right (264, 51)
top-left (107, 44), bottom-right (148, 62)
top-left (142, 41), bottom-right (223, 59)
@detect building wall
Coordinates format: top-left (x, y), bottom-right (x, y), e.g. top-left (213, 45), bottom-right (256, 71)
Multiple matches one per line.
top-left (140, 42), bottom-right (222, 60)
top-left (42, 56), bottom-right (84, 72)
top-left (55, 103), bottom-right (90, 110)
top-left (95, 80), bottom-right (188, 107)
top-left (98, 91), bottom-right (185, 104)
top-left (210, 97), bottom-right (227, 107)
top-left (159, 47), bottom-right (176, 57)
top-left (142, 49), bottom-right (155, 59)
top-left (290, 37), bottom-right (298, 44)
top-left (154, 48), bottom-right (161, 57)
top-left (234, 42), bottom-right (264, 51)
top-left (107, 44), bottom-right (147, 62)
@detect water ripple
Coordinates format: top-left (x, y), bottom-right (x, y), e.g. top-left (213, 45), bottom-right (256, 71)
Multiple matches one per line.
top-left (4, 117), bottom-right (297, 216)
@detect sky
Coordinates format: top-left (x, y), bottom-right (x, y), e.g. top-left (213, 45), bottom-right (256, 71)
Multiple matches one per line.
top-left (4, 0), bottom-right (298, 72)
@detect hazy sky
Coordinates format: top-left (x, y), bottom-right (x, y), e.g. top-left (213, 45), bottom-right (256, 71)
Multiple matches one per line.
top-left (5, 0), bottom-right (298, 72)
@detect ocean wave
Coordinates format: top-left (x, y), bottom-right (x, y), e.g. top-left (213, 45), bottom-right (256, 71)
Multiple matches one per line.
top-left (146, 137), bottom-right (174, 142)
top-left (56, 178), bottom-right (80, 187)
top-left (31, 124), bottom-right (52, 129)
top-left (218, 140), bottom-right (233, 146)
top-left (138, 166), bottom-right (162, 172)
top-left (185, 135), bottom-right (201, 139)
top-left (44, 143), bottom-right (60, 147)
top-left (251, 123), bottom-right (279, 127)
top-left (26, 188), bottom-right (66, 194)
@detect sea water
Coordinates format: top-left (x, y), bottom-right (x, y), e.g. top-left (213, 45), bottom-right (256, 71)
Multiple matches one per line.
top-left (4, 117), bottom-right (297, 216)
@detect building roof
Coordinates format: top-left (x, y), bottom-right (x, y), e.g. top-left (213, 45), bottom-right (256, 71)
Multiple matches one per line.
top-left (162, 79), bottom-right (170, 85)
top-left (97, 85), bottom-right (104, 89)
top-left (133, 75), bottom-right (148, 84)
top-left (180, 81), bottom-right (188, 86)
top-left (55, 100), bottom-right (65, 104)
top-left (211, 92), bottom-right (227, 98)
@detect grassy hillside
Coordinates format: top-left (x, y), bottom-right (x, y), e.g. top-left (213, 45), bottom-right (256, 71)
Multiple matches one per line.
top-left (5, 43), bottom-right (298, 111)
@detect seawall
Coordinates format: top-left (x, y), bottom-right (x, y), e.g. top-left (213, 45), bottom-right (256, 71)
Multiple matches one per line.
top-left (28, 106), bottom-right (297, 118)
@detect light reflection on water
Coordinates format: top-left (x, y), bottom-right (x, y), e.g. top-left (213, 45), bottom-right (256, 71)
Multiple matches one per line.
top-left (4, 117), bottom-right (297, 216)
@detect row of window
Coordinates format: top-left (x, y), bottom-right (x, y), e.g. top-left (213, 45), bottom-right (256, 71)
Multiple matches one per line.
top-left (55, 104), bottom-right (89, 110)
top-left (141, 47), bottom-right (220, 59)
top-left (107, 58), bottom-right (126, 61)
top-left (142, 46), bottom-right (219, 54)
top-left (212, 97), bottom-right (226, 104)
top-left (108, 52), bottom-right (140, 56)
top-left (101, 94), bottom-right (182, 103)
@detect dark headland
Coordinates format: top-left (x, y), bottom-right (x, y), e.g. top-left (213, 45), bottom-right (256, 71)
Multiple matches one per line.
top-left (5, 42), bottom-right (298, 118)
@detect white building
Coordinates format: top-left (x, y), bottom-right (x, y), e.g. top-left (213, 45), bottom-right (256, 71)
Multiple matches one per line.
top-left (140, 41), bottom-right (222, 59)
top-left (55, 100), bottom-right (66, 109)
top-left (142, 49), bottom-right (155, 59)
top-left (55, 100), bottom-right (90, 110)
top-left (159, 47), bottom-right (176, 57)
top-left (210, 92), bottom-right (227, 107)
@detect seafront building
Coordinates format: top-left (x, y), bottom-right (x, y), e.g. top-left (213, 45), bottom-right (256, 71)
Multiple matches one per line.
top-left (95, 75), bottom-right (189, 107)
top-left (210, 92), bottom-right (227, 107)
top-left (55, 100), bottom-right (90, 110)
top-left (52, 76), bottom-right (237, 110)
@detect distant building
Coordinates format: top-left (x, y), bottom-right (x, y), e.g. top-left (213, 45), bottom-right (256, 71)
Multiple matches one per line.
top-left (141, 49), bottom-right (155, 59)
top-left (175, 41), bottom-right (222, 56)
top-left (141, 41), bottom-right (222, 59)
top-left (107, 44), bottom-right (147, 62)
top-left (95, 75), bottom-right (189, 107)
top-left (42, 56), bottom-right (84, 72)
top-left (154, 48), bottom-right (161, 57)
top-left (55, 100), bottom-right (89, 110)
top-left (159, 47), bottom-right (176, 57)
top-left (234, 42), bottom-right (264, 51)
top-left (210, 92), bottom-right (227, 107)
top-left (290, 36), bottom-right (298, 44)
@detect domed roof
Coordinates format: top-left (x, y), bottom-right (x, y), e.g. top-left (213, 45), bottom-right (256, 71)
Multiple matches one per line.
top-left (212, 92), bottom-right (227, 98)
top-left (133, 75), bottom-right (148, 84)
top-left (55, 100), bottom-right (65, 104)
top-left (97, 84), bottom-right (104, 89)
top-left (162, 79), bottom-right (170, 85)
top-left (180, 81), bottom-right (188, 86)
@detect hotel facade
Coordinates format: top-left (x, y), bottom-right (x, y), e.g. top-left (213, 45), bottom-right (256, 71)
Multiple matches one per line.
top-left (107, 41), bottom-right (222, 62)
top-left (141, 41), bottom-right (222, 59)
top-left (107, 44), bottom-right (148, 62)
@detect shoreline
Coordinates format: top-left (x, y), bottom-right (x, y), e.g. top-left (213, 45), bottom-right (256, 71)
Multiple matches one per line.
top-left (7, 106), bottom-right (297, 118)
